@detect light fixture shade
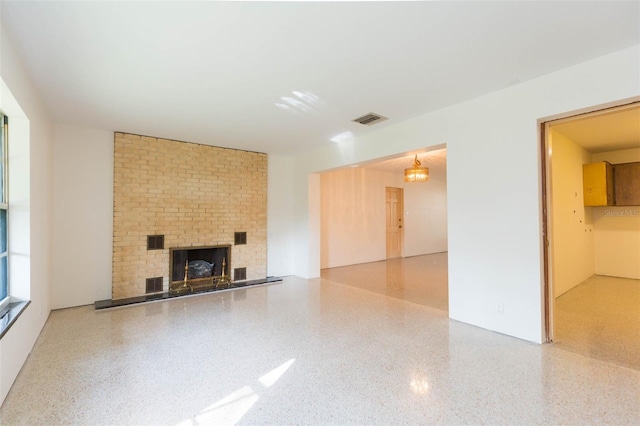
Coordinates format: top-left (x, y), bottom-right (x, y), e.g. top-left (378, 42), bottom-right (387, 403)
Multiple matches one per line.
top-left (404, 155), bottom-right (429, 183)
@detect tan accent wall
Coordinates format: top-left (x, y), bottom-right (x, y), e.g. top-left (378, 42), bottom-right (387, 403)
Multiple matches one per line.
top-left (112, 132), bottom-right (267, 299)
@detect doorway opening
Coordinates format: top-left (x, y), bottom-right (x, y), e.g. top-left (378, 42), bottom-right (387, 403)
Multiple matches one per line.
top-left (542, 100), bottom-right (640, 369)
top-left (319, 147), bottom-right (449, 311)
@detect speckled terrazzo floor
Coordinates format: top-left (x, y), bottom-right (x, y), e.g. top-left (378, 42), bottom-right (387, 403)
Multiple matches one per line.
top-left (321, 253), bottom-right (449, 312)
top-left (1, 276), bottom-right (639, 425)
top-left (554, 275), bottom-right (640, 371)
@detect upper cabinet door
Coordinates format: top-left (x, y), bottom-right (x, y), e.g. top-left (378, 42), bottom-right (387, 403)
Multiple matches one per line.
top-left (614, 162), bottom-right (640, 206)
top-left (583, 162), bottom-right (614, 206)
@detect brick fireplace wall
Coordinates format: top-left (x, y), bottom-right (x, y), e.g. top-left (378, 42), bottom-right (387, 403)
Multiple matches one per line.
top-left (112, 132), bottom-right (267, 299)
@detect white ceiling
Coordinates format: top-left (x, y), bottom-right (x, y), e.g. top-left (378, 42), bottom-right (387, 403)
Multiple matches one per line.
top-left (2, 1), bottom-right (639, 155)
top-left (550, 104), bottom-right (640, 153)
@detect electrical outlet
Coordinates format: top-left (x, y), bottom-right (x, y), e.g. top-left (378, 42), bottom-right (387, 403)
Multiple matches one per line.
top-left (497, 303), bottom-right (505, 315)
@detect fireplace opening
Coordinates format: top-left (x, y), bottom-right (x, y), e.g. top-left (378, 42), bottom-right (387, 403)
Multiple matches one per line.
top-left (170, 245), bottom-right (231, 293)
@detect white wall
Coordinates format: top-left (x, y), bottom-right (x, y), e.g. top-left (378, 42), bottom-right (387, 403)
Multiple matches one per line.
top-left (591, 148), bottom-right (640, 279)
top-left (0, 23), bottom-right (54, 404)
top-left (267, 154), bottom-right (295, 277)
top-left (278, 45), bottom-right (639, 343)
top-left (549, 130), bottom-right (595, 297)
top-left (52, 125), bottom-right (113, 308)
top-left (403, 175), bottom-right (448, 257)
top-left (320, 166), bottom-right (447, 269)
top-left (320, 167), bottom-right (403, 268)
top-left (291, 161), bottom-right (319, 279)
top-left (591, 207), bottom-right (640, 279)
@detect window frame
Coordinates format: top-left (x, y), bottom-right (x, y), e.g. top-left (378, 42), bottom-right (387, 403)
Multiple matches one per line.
top-left (0, 113), bottom-right (8, 310)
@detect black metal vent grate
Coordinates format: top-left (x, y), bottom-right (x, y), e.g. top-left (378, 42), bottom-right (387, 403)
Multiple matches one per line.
top-left (352, 112), bottom-right (388, 126)
top-left (234, 267), bottom-right (247, 281)
top-left (147, 235), bottom-right (164, 250)
top-left (234, 232), bottom-right (247, 245)
top-left (145, 277), bottom-right (163, 293)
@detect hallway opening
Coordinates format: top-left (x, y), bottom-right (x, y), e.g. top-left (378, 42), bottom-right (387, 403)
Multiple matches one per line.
top-left (319, 148), bottom-right (448, 311)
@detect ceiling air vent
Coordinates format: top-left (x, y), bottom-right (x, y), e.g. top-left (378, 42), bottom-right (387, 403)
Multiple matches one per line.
top-left (352, 112), bottom-right (388, 126)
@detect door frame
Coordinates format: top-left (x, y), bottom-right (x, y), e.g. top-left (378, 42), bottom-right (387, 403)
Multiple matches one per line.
top-left (539, 96), bottom-right (640, 343)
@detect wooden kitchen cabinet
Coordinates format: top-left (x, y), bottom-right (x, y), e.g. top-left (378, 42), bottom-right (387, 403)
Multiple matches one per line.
top-left (614, 162), bottom-right (640, 206)
top-left (583, 162), bottom-right (614, 206)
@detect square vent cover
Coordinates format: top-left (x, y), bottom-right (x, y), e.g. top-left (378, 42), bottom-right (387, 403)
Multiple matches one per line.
top-left (352, 112), bottom-right (388, 126)
top-left (147, 235), bottom-right (164, 250)
top-left (234, 232), bottom-right (247, 245)
top-left (234, 267), bottom-right (247, 281)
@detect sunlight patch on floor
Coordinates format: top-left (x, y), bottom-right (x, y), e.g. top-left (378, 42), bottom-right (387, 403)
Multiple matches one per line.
top-left (176, 359), bottom-right (296, 425)
top-left (260, 358), bottom-right (296, 388)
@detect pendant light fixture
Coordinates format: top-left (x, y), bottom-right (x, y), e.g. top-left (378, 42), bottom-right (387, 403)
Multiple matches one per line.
top-left (404, 155), bottom-right (429, 183)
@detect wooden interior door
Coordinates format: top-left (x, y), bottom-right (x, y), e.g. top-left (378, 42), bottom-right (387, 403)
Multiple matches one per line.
top-left (386, 187), bottom-right (404, 259)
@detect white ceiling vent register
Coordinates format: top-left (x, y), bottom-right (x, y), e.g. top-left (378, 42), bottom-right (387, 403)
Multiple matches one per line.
top-left (352, 113), bottom-right (388, 126)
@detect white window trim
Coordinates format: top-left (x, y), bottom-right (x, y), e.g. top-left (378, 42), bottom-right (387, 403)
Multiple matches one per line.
top-left (0, 112), bottom-right (9, 311)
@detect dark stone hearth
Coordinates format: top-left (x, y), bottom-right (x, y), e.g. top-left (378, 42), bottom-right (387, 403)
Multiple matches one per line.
top-left (95, 277), bottom-right (282, 310)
